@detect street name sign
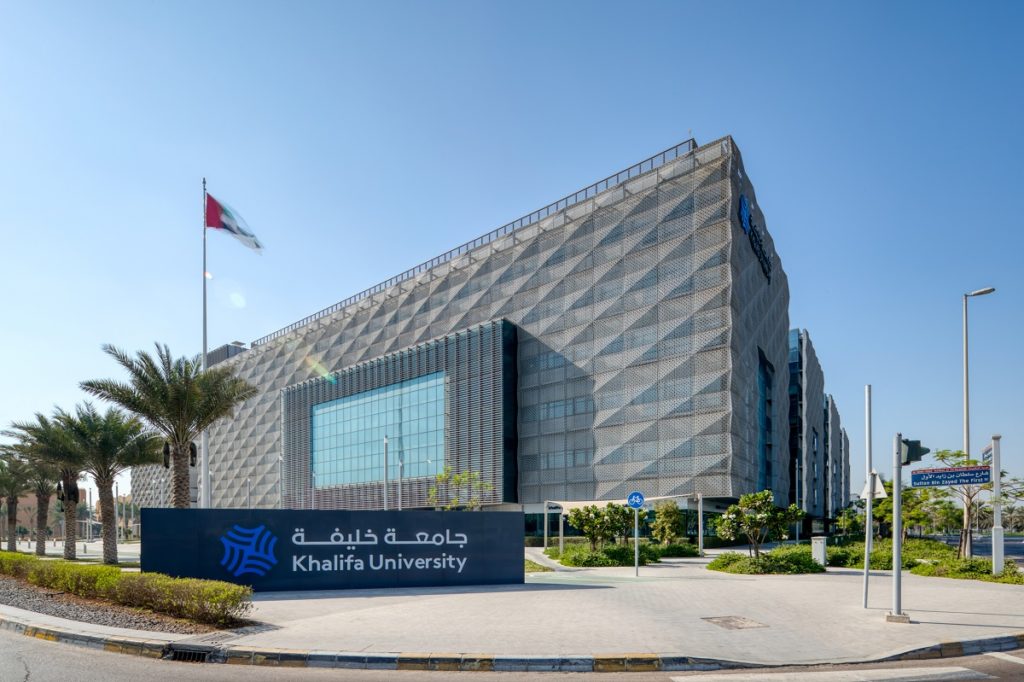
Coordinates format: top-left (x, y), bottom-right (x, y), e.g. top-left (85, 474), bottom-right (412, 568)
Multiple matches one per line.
top-left (141, 509), bottom-right (524, 592)
top-left (911, 466), bottom-right (991, 488)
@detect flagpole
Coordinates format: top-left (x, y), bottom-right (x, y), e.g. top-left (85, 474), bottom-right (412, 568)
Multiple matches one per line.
top-left (201, 178), bottom-right (211, 509)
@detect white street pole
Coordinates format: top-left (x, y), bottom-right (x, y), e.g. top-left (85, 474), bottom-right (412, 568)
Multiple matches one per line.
top-left (889, 432), bottom-right (906, 622)
top-left (383, 436), bottom-right (389, 511)
top-left (310, 469), bottom-right (315, 510)
top-left (992, 435), bottom-right (1004, 575)
top-left (558, 508), bottom-right (564, 555)
top-left (398, 454), bottom-right (403, 512)
top-left (697, 493), bottom-right (704, 557)
top-left (963, 287), bottom-right (995, 559)
top-left (542, 502), bottom-right (548, 550)
top-left (87, 489), bottom-right (93, 543)
top-left (247, 478), bottom-right (251, 509)
top-left (863, 384), bottom-right (873, 608)
top-left (633, 507), bottom-right (639, 577)
top-left (201, 178), bottom-right (211, 509)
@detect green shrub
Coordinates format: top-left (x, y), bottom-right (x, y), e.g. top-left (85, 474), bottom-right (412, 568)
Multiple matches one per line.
top-left (0, 551), bottom-right (252, 626)
top-left (545, 542), bottom-right (655, 567)
top-left (659, 543), bottom-right (700, 558)
top-left (911, 558), bottom-right (1024, 585)
top-left (0, 551), bottom-right (37, 579)
top-left (707, 547), bottom-right (825, 575)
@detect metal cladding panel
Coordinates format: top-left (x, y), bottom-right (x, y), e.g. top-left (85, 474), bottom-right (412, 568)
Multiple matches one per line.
top-left (202, 137), bottom-right (797, 509)
top-left (825, 395), bottom-right (843, 517)
top-left (790, 330), bottom-right (826, 518)
top-left (727, 146), bottom-right (791, 504)
top-left (280, 320), bottom-right (515, 510)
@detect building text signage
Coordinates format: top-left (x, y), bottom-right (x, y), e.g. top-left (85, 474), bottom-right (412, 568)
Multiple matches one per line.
top-left (738, 194), bottom-right (773, 283)
top-left (141, 509), bottom-right (524, 592)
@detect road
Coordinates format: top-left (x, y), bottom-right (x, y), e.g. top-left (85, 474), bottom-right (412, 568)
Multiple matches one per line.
top-left (931, 534), bottom-right (1024, 562)
top-left (2, 629), bottom-right (1024, 682)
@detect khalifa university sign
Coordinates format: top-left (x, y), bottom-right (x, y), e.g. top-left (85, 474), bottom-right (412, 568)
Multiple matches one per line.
top-left (141, 509), bottom-right (524, 591)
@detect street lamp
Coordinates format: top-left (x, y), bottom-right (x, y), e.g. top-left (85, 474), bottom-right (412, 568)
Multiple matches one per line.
top-left (963, 287), bottom-right (995, 459)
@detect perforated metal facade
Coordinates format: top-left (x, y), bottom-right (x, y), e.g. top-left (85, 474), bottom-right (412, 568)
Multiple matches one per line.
top-left (188, 136), bottom-right (804, 511)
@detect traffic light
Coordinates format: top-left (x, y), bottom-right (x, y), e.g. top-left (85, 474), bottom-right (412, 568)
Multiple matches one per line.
top-left (900, 439), bottom-right (930, 466)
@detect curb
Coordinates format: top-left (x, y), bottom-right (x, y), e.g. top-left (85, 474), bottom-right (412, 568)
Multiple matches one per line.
top-left (2, 612), bottom-right (1023, 672)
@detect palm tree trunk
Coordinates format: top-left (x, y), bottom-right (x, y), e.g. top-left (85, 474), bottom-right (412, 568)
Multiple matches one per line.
top-left (97, 479), bottom-right (118, 564)
top-left (5, 496), bottom-right (17, 552)
top-left (63, 500), bottom-right (77, 560)
top-left (171, 443), bottom-right (191, 509)
top-left (35, 492), bottom-right (49, 556)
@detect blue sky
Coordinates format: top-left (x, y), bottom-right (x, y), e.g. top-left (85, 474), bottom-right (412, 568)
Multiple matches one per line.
top-left (1, 1), bottom-right (1021, 498)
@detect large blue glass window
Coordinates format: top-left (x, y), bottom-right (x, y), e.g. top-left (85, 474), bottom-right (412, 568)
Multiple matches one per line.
top-left (311, 372), bottom-right (445, 488)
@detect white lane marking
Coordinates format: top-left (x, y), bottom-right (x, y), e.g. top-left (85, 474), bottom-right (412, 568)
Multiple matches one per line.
top-left (985, 651), bottom-right (1024, 665)
top-left (670, 666), bottom-right (993, 681)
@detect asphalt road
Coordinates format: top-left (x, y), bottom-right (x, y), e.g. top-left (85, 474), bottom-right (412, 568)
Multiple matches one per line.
top-left (932, 534), bottom-right (1024, 562)
top-left (2, 629), bottom-right (1024, 682)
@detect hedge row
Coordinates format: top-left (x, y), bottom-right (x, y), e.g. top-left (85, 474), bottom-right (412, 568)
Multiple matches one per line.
top-left (0, 551), bottom-right (252, 626)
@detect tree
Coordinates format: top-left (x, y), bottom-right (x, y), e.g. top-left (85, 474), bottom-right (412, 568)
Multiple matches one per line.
top-left (603, 503), bottom-right (633, 545)
top-left (0, 455), bottom-right (30, 552)
top-left (566, 504), bottom-right (613, 550)
top-left (6, 413), bottom-right (84, 559)
top-left (834, 505), bottom-right (862, 537)
top-left (875, 480), bottom-right (946, 541)
top-left (715, 490), bottom-right (804, 558)
top-left (3, 436), bottom-right (61, 557)
top-left (650, 500), bottom-right (684, 545)
top-left (427, 466), bottom-right (494, 511)
top-left (57, 404), bottom-right (161, 564)
top-left (80, 343), bottom-right (257, 509)
top-left (927, 450), bottom-right (1024, 558)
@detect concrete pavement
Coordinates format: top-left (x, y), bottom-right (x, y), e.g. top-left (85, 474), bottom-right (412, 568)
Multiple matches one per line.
top-left (1, 552), bottom-right (1022, 671)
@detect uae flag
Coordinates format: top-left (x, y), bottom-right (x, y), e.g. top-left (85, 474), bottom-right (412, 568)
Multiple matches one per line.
top-left (205, 194), bottom-right (263, 251)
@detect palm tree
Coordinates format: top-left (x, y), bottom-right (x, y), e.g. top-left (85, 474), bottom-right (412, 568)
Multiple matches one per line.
top-left (56, 404), bottom-right (160, 564)
top-left (5, 414), bottom-right (84, 559)
top-left (3, 438), bottom-right (61, 556)
top-left (0, 455), bottom-right (31, 552)
top-left (81, 343), bottom-right (256, 509)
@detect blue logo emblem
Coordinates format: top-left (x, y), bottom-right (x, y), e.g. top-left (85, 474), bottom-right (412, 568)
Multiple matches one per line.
top-left (220, 524), bottom-right (278, 577)
top-left (738, 194), bottom-right (752, 234)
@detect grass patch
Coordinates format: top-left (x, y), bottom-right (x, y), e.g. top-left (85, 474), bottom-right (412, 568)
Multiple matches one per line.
top-left (911, 558), bottom-right (1024, 584)
top-left (0, 550), bottom-right (251, 626)
top-left (708, 546), bottom-right (825, 574)
top-left (524, 559), bottom-right (553, 572)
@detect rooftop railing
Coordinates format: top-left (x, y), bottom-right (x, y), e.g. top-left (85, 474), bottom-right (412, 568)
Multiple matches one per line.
top-left (252, 137), bottom-right (698, 347)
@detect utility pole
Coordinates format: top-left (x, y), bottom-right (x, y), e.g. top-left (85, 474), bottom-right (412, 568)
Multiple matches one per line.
top-left (992, 435), bottom-right (1004, 574)
top-left (887, 432), bottom-right (909, 623)
top-left (863, 385), bottom-right (872, 609)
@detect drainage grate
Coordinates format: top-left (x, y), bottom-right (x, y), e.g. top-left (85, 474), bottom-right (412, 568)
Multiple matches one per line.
top-left (701, 616), bottom-right (767, 630)
top-left (168, 647), bottom-right (210, 663)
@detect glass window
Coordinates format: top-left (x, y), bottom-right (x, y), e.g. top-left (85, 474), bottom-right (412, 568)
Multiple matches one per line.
top-left (310, 372), bottom-right (445, 488)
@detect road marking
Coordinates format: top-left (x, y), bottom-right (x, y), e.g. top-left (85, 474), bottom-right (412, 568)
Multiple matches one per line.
top-left (671, 666), bottom-right (993, 681)
top-left (985, 651), bottom-right (1024, 665)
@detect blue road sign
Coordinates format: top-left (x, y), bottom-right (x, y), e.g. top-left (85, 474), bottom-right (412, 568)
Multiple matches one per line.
top-left (911, 466), bottom-right (991, 488)
top-left (626, 491), bottom-right (645, 509)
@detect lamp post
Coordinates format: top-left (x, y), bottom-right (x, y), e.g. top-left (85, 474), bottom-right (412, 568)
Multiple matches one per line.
top-left (963, 287), bottom-right (995, 459)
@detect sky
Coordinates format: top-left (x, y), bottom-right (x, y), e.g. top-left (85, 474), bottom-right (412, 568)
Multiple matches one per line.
top-left (1, 1), bottom-right (1021, 502)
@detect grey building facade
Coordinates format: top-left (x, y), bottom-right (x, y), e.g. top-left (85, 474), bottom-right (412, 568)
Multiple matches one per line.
top-left (135, 136), bottom-right (836, 515)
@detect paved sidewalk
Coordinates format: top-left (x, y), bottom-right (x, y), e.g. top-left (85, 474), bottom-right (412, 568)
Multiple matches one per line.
top-left (224, 557), bottom-right (1024, 665)
top-left (1, 555), bottom-right (1022, 670)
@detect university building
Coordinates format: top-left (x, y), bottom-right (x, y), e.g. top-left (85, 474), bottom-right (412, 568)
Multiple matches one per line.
top-left (133, 136), bottom-right (848, 526)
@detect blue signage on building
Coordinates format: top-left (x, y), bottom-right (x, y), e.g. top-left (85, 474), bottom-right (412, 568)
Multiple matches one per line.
top-left (911, 466), bottom-right (991, 488)
top-left (738, 194), bottom-right (773, 283)
top-left (142, 509), bottom-right (524, 592)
